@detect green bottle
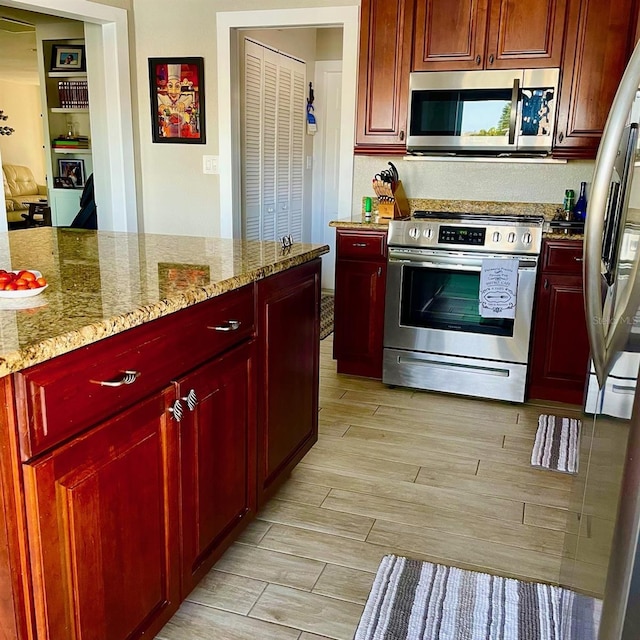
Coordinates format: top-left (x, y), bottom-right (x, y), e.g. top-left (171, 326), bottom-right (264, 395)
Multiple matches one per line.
top-left (563, 189), bottom-right (575, 220)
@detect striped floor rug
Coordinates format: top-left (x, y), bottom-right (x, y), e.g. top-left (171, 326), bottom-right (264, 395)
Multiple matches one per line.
top-left (531, 414), bottom-right (581, 474)
top-left (355, 555), bottom-right (600, 640)
top-left (320, 293), bottom-right (334, 340)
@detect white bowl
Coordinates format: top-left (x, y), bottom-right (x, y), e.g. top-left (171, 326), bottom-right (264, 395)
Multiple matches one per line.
top-left (0, 270), bottom-right (48, 298)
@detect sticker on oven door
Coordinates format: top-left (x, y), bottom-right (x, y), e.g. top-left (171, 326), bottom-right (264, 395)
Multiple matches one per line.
top-left (479, 258), bottom-right (518, 319)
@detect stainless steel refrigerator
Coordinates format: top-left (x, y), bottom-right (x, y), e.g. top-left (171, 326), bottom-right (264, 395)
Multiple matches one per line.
top-left (572, 37), bottom-right (640, 640)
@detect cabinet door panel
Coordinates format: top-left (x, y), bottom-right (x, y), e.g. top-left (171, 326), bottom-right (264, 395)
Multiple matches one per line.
top-left (355, 0), bottom-right (414, 150)
top-left (23, 388), bottom-right (179, 640)
top-left (553, 0), bottom-right (637, 158)
top-left (257, 260), bottom-right (320, 506)
top-left (413, 0), bottom-right (489, 70)
top-left (529, 273), bottom-right (589, 404)
top-left (334, 260), bottom-right (386, 379)
top-left (179, 341), bottom-right (256, 590)
top-left (486, 0), bottom-right (566, 68)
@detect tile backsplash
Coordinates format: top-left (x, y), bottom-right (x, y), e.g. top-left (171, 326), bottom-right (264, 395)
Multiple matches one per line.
top-left (352, 155), bottom-right (595, 219)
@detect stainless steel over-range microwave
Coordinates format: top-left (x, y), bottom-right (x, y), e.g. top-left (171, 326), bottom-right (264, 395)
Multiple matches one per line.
top-left (407, 68), bottom-right (560, 156)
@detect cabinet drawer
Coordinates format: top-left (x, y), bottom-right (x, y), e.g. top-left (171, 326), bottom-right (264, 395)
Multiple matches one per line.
top-left (542, 240), bottom-right (584, 274)
top-left (15, 285), bottom-right (254, 460)
top-left (337, 230), bottom-right (387, 261)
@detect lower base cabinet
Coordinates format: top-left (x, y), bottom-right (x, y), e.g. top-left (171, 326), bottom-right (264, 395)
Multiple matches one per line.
top-left (528, 240), bottom-right (590, 405)
top-left (0, 260), bottom-right (320, 640)
top-left (256, 259), bottom-right (320, 508)
top-left (23, 387), bottom-right (181, 640)
top-left (178, 341), bottom-right (256, 592)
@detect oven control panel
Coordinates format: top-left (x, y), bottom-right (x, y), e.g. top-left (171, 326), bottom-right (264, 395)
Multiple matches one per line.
top-left (439, 226), bottom-right (486, 246)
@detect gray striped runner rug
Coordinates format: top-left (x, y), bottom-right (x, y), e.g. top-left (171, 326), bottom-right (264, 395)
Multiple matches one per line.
top-left (355, 555), bottom-right (600, 640)
top-left (531, 414), bottom-right (581, 474)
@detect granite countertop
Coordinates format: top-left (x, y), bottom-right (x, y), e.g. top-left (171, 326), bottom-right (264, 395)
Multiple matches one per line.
top-left (0, 228), bottom-right (329, 377)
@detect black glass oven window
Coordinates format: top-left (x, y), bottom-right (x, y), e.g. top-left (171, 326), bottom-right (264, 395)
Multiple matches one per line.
top-left (410, 89), bottom-right (512, 137)
top-left (400, 266), bottom-right (515, 336)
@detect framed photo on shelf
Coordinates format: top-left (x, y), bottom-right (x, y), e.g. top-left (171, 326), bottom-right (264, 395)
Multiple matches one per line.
top-left (149, 57), bottom-right (205, 144)
top-left (51, 44), bottom-right (86, 72)
top-left (58, 159), bottom-right (85, 189)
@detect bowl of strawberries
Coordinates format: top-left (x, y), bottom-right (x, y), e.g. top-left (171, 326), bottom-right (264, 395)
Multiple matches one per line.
top-left (0, 270), bottom-right (48, 298)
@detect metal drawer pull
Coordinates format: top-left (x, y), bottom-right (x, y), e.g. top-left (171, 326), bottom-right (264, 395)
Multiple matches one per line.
top-left (574, 256), bottom-right (584, 262)
top-left (352, 243), bottom-right (368, 247)
top-left (209, 319), bottom-right (241, 332)
top-left (182, 389), bottom-right (198, 411)
top-left (91, 370), bottom-right (140, 387)
top-left (168, 399), bottom-right (184, 422)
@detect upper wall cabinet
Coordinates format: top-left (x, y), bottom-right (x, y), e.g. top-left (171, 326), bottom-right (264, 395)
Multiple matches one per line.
top-left (413, 0), bottom-right (567, 71)
top-left (552, 0), bottom-right (638, 159)
top-left (354, 0), bottom-right (415, 154)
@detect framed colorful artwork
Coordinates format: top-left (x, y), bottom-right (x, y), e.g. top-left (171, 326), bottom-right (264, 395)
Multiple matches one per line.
top-left (57, 158), bottom-right (86, 189)
top-left (149, 57), bottom-right (206, 144)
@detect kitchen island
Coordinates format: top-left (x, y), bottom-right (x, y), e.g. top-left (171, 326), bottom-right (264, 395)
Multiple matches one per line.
top-left (0, 227), bottom-right (329, 640)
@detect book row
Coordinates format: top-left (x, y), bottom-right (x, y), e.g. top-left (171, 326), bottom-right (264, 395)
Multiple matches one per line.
top-left (58, 80), bottom-right (89, 109)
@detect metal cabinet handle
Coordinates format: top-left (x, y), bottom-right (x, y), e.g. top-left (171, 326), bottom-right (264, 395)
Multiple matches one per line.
top-left (182, 389), bottom-right (198, 411)
top-left (574, 256), bottom-right (584, 262)
top-left (475, 55), bottom-right (481, 65)
top-left (400, 130), bottom-right (405, 141)
top-left (558, 132), bottom-right (564, 143)
top-left (168, 399), bottom-right (184, 422)
top-left (352, 243), bottom-right (368, 247)
top-left (209, 319), bottom-right (241, 332)
top-left (544, 278), bottom-right (549, 289)
top-left (488, 54), bottom-right (495, 64)
top-left (377, 266), bottom-right (382, 277)
top-left (90, 370), bottom-right (140, 387)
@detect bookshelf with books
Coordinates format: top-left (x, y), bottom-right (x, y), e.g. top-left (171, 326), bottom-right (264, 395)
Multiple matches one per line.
top-left (38, 29), bottom-right (94, 225)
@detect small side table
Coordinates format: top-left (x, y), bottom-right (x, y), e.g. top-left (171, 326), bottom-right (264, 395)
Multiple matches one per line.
top-left (21, 201), bottom-right (52, 228)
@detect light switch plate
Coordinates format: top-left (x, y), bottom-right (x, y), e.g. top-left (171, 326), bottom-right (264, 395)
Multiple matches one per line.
top-left (203, 155), bottom-right (219, 175)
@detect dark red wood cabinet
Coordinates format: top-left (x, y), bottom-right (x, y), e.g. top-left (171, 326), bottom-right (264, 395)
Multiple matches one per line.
top-left (22, 388), bottom-right (181, 640)
top-left (354, 0), bottom-right (414, 153)
top-left (528, 239), bottom-right (590, 405)
top-left (413, 0), bottom-right (566, 71)
top-left (0, 261), bottom-right (321, 640)
top-left (177, 341), bottom-right (256, 593)
top-left (553, 0), bottom-right (639, 158)
top-left (256, 259), bottom-right (320, 507)
top-left (334, 228), bottom-right (387, 379)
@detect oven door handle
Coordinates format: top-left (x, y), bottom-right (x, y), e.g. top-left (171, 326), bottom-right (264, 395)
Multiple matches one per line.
top-left (388, 258), bottom-right (538, 272)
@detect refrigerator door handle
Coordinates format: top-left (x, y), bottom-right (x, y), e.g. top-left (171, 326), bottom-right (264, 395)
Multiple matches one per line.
top-left (585, 41), bottom-right (640, 388)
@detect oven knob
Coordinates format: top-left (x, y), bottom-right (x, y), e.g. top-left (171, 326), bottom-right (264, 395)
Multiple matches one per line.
top-left (409, 227), bottom-right (420, 239)
top-left (422, 228), bottom-right (433, 239)
top-left (492, 231), bottom-right (501, 242)
top-left (507, 232), bottom-right (517, 243)
top-left (522, 232), bottom-right (532, 244)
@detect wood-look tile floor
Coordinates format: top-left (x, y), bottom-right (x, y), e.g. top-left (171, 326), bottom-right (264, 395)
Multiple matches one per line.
top-left (156, 335), bottom-right (629, 640)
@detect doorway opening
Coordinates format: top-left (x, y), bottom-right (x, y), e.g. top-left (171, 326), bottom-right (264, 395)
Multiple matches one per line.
top-left (217, 7), bottom-right (358, 290)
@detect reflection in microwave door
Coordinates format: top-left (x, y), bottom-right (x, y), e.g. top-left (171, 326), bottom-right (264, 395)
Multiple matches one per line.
top-left (521, 89), bottom-right (554, 136)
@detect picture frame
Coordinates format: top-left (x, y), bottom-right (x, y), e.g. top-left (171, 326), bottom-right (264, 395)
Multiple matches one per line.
top-left (57, 159), bottom-right (85, 189)
top-left (51, 44), bottom-right (86, 72)
top-left (149, 57), bottom-right (205, 144)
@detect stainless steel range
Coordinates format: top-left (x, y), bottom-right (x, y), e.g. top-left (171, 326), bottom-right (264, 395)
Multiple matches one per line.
top-left (383, 211), bottom-right (545, 402)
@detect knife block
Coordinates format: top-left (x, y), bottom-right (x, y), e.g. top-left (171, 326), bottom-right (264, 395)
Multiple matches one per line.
top-left (377, 181), bottom-right (410, 221)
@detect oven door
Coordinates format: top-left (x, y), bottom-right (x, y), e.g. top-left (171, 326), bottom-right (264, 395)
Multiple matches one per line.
top-left (384, 248), bottom-right (539, 364)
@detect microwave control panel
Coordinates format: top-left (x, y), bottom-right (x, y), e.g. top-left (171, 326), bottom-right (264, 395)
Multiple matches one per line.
top-left (438, 226), bottom-right (486, 246)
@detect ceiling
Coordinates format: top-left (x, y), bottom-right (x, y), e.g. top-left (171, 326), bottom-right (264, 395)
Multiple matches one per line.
top-left (0, 6), bottom-right (76, 84)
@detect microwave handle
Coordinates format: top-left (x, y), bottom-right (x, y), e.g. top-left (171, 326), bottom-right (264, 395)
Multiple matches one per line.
top-left (508, 78), bottom-right (520, 145)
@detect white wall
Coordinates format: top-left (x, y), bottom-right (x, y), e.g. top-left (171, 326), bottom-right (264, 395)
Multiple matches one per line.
top-left (132, 0), bottom-right (357, 238)
top-left (316, 27), bottom-right (343, 60)
top-left (0, 80), bottom-right (46, 183)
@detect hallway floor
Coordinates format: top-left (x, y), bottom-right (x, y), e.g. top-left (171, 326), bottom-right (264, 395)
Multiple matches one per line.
top-left (156, 335), bottom-right (628, 640)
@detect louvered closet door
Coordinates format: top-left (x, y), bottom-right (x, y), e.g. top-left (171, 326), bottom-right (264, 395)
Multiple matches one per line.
top-left (243, 41), bottom-right (263, 240)
top-left (242, 40), bottom-right (305, 242)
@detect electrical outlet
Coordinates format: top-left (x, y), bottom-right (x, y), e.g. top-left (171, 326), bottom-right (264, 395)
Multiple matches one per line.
top-left (203, 155), bottom-right (219, 175)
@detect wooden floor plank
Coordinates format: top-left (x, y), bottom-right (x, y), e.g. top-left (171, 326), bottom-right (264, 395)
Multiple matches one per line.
top-left (273, 480), bottom-right (332, 507)
top-left (312, 564), bottom-right (375, 605)
top-left (249, 584), bottom-right (363, 640)
top-left (185, 570), bottom-right (267, 615)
